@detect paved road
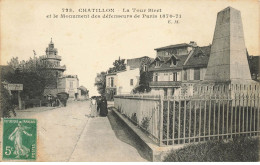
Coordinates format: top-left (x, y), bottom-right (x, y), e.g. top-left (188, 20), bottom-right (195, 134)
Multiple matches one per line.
top-left (8, 101), bottom-right (147, 162)
top-left (14, 101), bottom-right (90, 161)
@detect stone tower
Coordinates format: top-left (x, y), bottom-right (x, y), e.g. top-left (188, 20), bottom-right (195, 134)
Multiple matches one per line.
top-left (204, 7), bottom-right (251, 81)
top-left (41, 38), bottom-right (66, 77)
top-left (40, 39), bottom-right (66, 96)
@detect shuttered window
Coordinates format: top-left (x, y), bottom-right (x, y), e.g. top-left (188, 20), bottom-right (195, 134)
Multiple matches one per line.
top-left (194, 68), bottom-right (200, 80)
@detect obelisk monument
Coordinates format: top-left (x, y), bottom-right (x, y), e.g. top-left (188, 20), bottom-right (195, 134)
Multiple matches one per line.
top-left (204, 7), bottom-right (251, 81)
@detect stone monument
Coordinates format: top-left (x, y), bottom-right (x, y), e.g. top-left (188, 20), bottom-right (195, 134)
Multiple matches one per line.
top-left (195, 7), bottom-right (259, 97)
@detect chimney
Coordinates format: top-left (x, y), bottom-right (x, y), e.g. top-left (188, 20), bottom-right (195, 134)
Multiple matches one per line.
top-left (189, 41), bottom-right (197, 47)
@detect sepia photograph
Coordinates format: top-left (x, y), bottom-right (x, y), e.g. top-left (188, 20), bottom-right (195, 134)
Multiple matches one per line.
top-left (0, 0), bottom-right (259, 162)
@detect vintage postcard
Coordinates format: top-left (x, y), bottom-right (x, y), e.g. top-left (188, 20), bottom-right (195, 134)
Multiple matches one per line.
top-left (0, 0), bottom-right (259, 162)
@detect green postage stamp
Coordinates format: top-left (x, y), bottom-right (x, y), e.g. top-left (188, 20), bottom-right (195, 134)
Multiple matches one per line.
top-left (2, 119), bottom-right (37, 160)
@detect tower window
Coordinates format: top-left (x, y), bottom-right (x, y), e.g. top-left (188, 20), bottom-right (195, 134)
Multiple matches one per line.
top-left (130, 79), bottom-right (134, 86)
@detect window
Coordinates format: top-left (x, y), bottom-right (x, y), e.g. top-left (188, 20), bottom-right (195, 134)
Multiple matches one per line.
top-left (111, 77), bottom-right (114, 87)
top-left (130, 79), bottom-right (134, 86)
top-left (170, 59), bottom-right (177, 67)
top-left (194, 68), bottom-right (200, 80)
top-left (155, 61), bottom-right (160, 67)
top-left (107, 78), bottom-right (110, 87)
top-left (183, 70), bottom-right (187, 81)
top-left (169, 73), bottom-right (173, 81)
top-left (154, 73), bottom-right (158, 82)
top-left (70, 81), bottom-right (73, 89)
top-left (173, 72), bottom-right (177, 81)
top-left (143, 64), bottom-right (147, 72)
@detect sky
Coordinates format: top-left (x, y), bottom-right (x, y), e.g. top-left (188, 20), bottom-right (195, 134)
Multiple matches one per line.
top-left (1, 0), bottom-right (259, 96)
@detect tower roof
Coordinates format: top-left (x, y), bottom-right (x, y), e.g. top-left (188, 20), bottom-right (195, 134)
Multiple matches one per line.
top-left (46, 38), bottom-right (58, 55)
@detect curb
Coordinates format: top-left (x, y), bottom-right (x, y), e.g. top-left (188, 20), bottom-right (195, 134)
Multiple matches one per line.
top-left (111, 107), bottom-right (181, 162)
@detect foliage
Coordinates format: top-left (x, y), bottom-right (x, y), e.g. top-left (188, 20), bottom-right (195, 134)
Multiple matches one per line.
top-left (4, 56), bottom-right (58, 100)
top-left (117, 105), bottom-right (122, 113)
top-left (133, 57), bottom-right (153, 93)
top-left (107, 57), bottom-right (126, 73)
top-left (7, 57), bottom-right (20, 70)
top-left (94, 71), bottom-right (106, 95)
top-left (140, 117), bottom-right (150, 130)
top-left (0, 83), bottom-right (16, 117)
top-left (163, 137), bottom-right (259, 162)
top-left (133, 71), bottom-right (153, 93)
top-left (248, 55), bottom-right (259, 80)
top-left (130, 113), bottom-right (138, 125)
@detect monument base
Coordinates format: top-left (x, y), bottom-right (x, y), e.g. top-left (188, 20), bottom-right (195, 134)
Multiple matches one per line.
top-left (192, 79), bottom-right (259, 99)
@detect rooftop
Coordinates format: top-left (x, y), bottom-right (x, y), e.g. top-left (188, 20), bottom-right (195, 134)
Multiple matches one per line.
top-left (184, 45), bottom-right (211, 68)
top-left (149, 45), bottom-right (212, 71)
top-left (126, 56), bottom-right (154, 69)
top-left (149, 54), bottom-right (189, 71)
top-left (154, 43), bottom-right (191, 51)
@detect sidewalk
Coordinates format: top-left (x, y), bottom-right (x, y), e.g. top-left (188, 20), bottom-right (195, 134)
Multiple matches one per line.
top-left (69, 111), bottom-right (148, 162)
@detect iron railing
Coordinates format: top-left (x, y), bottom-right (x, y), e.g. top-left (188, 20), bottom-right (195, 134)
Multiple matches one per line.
top-left (114, 93), bottom-right (260, 146)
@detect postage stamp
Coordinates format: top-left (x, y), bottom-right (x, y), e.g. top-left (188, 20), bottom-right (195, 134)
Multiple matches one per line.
top-left (2, 119), bottom-right (37, 160)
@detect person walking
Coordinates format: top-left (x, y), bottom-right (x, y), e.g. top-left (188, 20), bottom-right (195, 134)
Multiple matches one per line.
top-left (99, 95), bottom-right (108, 117)
top-left (90, 98), bottom-right (97, 117)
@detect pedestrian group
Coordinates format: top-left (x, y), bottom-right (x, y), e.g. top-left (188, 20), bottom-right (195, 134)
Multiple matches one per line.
top-left (89, 95), bottom-right (108, 117)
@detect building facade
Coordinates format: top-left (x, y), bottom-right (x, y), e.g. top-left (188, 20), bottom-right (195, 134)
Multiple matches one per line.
top-left (106, 66), bottom-right (140, 100)
top-left (149, 41), bottom-right (210, 97)
top-left (117, 66), bottom-right (140, 95)
top-left (105, 56), bottom-right (153, 100)
top-left (78, 86), bottom-right (89, 100)
top-left (58, 75), bottom-right (79, 98)
top-left (106, 73), bottom-right (117, 100)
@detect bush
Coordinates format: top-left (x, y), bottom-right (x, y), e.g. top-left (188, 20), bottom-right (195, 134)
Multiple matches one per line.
top-left (163, 137), bottom-right (259, 162)
top-left (141, 117), bottom-right (150, 130)
top-left (130, 113), bottom-right (138, 125)
top-left (0, 84), bottom-right (15, 118)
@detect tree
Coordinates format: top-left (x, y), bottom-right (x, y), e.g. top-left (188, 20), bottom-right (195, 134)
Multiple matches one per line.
top-left (0, 83), bottom-right (16, 118)
top-left (94, 72), bottom-right (106, 95)
top-left (7, 57), bottom-right (20, 70)
top-left (133, 57), bottom-right (153, 93)
top-left (133, 71), bottom-right (153, 93)
top-left (248, 56), bottom-right (259, 80)
top-left (5, 56), bottom-right (57, 99)
top-left (108, 57), bottom-right (126, 73)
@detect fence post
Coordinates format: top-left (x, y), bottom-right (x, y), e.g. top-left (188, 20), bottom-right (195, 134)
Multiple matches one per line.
top-left (167, 99), bottom-right (170, 145)
top-left (159, 96), bottom-right (164, 146)
top-left (209, 96), bottom-right (212, 140)
top-left (258, 94), bottom-right (260, 136)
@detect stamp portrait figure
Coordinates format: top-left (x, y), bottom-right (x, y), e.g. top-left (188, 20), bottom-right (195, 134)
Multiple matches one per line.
top-left (8, 122), bottom-right (32, 158)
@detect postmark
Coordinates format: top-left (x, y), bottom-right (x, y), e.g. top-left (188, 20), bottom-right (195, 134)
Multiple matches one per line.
top-left (2, 119), bottom-right (37, 160)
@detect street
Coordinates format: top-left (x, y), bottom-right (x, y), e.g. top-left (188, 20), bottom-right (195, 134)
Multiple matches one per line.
top-left (9, 100), bottom-right (147, 162)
